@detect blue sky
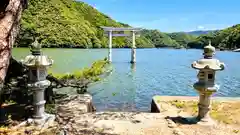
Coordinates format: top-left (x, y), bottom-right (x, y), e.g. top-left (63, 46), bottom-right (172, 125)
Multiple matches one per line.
top-left (80, 0), bottom-right (240, 32)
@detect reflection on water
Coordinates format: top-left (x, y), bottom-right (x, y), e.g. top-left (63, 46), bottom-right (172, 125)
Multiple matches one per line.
top-left (12, 48), bottom-right (240, 112)
top-left (130, 63), bottom-right (136, 72)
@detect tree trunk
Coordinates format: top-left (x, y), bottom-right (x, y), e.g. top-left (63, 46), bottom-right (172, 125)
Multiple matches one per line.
top-left (0, 1), bottom-right (27, 123)
top-left (0, 0), bottom-right (26, 88)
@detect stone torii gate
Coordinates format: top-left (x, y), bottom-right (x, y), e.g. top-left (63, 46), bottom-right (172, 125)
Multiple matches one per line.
top-left (101, 27), bottom-right (141, 64)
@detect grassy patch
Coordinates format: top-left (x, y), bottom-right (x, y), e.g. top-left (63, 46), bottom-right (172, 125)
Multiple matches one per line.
top-left (1, 100), bottom-right (17, 107)
top-left (169, 100), bottom-right (240, 125)
top-left (45, 104), bottom-right (56, 114)
top-left (0, 125), bottom-right (59, 135)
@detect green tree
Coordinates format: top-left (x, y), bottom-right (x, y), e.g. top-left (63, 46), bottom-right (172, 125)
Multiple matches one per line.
top-left (16, 0), bottom-right (152, 48)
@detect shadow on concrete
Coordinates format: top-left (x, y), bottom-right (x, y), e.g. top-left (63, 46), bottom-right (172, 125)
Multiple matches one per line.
top-left (150, 99), bottom-right (160, 113)
top-left (165, 116), bottom-right (200, 125)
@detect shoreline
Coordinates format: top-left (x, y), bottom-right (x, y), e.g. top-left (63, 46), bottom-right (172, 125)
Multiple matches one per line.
top-left (13, 47), bottom-right (235, 51)
top-left (153, 96), bottom-right (240, 102)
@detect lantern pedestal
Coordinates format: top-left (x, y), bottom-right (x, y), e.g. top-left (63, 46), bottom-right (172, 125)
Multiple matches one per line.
top-left (194, 81), bottom-right (219, 125)
top-left (28, 80), bottom-right (50, 118)
top-left (196, 92), bottom-right (215, 125)
top-left (28, 80), bottom-right (55, 127)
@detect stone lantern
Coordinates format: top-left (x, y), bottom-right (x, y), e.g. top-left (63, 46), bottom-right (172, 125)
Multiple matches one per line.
top-left (23, 40), bottom-right (54, 125)
top-left (191, 41), bottom-right (225, 124)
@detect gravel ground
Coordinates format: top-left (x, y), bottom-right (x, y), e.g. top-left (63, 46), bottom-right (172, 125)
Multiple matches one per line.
top-left (57, 111), bottom-right (178, 135)
top-left (179, 124), bottom-right (240, 135)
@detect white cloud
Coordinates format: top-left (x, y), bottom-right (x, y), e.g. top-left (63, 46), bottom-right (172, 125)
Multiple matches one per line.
top-left (94, 6), bottom-right (99, 10)
top-left (188, 29), bottom-right (196, 32)
top-left (129, 18), bottom-right (169, 28)
top-left (88, 3), bottom-right (99, 10)
top-left (197, 25), bottom-right (205, 30)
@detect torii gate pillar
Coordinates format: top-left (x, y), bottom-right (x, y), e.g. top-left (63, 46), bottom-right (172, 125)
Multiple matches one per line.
top-left (131, 31), bottom-right (136, 64)
top-left (108, 30), bottom-right (113, 62)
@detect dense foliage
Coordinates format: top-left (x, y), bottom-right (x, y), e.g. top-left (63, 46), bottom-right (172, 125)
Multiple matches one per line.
top-left (16, 0), bottom-right (194, 48)
top-left (187, 25), bottom-right (240, 50)
top-left (141, 29), bottom-right (179, 48)
top-left (16, 0), bottom-right (153, 48)
top-left (16, 0), bottom-right (240, 50)
top-left (167, 32), bottom-right (197, 48)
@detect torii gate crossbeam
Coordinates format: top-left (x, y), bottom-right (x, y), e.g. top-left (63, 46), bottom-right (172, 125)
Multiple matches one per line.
top-left (101, 26), bottom-right (141, 64)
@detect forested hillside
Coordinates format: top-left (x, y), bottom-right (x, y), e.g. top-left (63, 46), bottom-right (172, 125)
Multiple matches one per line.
top-left (16, 0), bottom-right (153, 48)
top-left (141, 29), bottom-right (180, 48)
top-left (187, 25), bottom-right (240, 50)
top-left (16, 0), bottom-right (240, 50)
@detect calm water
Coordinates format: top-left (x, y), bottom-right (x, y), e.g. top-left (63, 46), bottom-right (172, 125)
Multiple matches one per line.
top-left (12, 48), bottom-right (240, 112)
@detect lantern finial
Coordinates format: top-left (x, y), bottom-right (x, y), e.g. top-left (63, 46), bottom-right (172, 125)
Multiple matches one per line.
top-left (203, 40), bottom-right (215, 58)
top-left (208, 40), bottom-right (211, 46)
top-left (30, 39), bottom-right (42, 56)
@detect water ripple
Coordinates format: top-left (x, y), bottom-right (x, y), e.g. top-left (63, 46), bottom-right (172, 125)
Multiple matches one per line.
top-left (12, 48), bottom-right (239, 112)
top-left (88, 49), bottom-right (240, 112)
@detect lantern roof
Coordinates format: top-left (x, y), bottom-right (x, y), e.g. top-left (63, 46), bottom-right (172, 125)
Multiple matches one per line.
top-left (23, 39), bottom-right (53, 67)
top-left (192, 58), bottom-right (225, 70)
top-left (23, 55), bottom-right (53, 67)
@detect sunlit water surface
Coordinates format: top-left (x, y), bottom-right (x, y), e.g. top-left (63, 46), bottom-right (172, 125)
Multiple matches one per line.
top-left (12, 48), bottom-right (240, 112)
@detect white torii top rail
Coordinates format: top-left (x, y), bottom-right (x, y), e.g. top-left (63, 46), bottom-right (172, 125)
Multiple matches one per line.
top-left (101, 26), bottom-right (142, 63)
top-left (101, 26), bottom-right (142, 31)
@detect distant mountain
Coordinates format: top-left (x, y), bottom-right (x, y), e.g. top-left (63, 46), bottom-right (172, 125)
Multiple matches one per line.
top-left (185, 30), bottom-right (219, 36)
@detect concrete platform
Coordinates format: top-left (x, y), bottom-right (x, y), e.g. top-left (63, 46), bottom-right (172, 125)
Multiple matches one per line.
top-left (55, 94), bottom-right (181, 135)
top-left (58, 112), bottom-right (178, 135)
top-left (151, 96), bottom-right (240, 113)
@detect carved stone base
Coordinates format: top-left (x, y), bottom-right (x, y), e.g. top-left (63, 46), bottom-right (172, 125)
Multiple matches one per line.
top-left (28, 113), bottom-right (55, 129)
top-left (12, 113), bottom-right (55, 132)
top-left (197, 117), bottom-right (216, 126)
